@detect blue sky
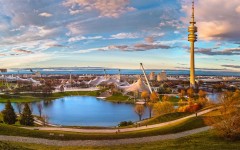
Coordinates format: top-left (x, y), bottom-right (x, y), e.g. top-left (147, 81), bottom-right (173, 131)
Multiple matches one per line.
top-left (0, 0), bottom-right (239, 71)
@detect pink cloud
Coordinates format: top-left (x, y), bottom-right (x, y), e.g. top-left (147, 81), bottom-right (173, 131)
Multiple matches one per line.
top-left (63, 0), bottom-right (136, 18)
top-left (12, 49), bottom-right (33, 54)
top-left (181, 0), bottom-right (240, 41)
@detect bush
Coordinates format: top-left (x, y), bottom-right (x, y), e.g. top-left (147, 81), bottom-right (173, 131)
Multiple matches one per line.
top-left (118, 121), bottom-right (134, 127)
top-left (178, 103), bottom-right (202, 113)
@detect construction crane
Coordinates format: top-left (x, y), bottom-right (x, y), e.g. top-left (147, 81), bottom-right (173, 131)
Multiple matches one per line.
top-left (140, 63), bottom-right (153, 93)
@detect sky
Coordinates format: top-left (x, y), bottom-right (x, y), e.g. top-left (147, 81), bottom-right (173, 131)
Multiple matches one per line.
top-left (0, 0), bottom-right (239, 71)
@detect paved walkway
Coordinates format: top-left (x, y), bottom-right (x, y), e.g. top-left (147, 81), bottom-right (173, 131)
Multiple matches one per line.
top-left (0, 127), bottom-right (211, 146)
top-left (23, 107), bottom-right (217, 133)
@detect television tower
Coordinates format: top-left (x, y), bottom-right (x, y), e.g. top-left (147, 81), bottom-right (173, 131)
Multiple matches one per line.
top-left (188, 0), bottom-right (197, 88)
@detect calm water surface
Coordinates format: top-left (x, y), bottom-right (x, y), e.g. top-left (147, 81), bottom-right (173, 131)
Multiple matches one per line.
top-left (0, 96), bottom-right (148, 127)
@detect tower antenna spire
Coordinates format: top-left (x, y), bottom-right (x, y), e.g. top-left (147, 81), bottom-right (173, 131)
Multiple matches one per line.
top-left (191, 0), bottom-right (195, 23)
top-left (192, 0), bottom-right (194, 21)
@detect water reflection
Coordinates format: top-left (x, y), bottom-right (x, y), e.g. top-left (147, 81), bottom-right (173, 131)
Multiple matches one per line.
top-left (207, 93), bottom-right (221, 102)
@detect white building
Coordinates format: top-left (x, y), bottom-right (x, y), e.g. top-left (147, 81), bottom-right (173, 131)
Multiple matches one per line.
top-left (149, 72), bottom-right (156, 81)
top-left (157, 70), bottom-right (167, 81)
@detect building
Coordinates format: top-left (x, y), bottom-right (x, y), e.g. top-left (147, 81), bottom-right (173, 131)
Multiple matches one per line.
top-left (32, 71), bottom-right (42, 78)
top-left (188, 0), bottom-right (197, 88)
top-left (157, 70), bottom-right (167, 81)
top-left (149, 72), bottom-right (156, 81)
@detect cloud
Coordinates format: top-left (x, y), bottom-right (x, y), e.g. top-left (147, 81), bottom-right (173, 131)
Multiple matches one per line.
top-left (0, 25), bottom-right (60, 46)
top-left (145, 37), bottom-right (155, 43)
top-left (45, 41), bottom-right (66, 48)
top-left (63, 0), bottom-right (135, 18)
top-left (194, 48), bottom-right (240, 56)
top-left (236, 6), bottom-right (240, 13)
top-left (108, 43), bottom-right (172, 52)
top-left (132, 43), bottom-right (171, 51)
top-left (111, 33), bottom-right (139, 39)
top-left (181, 0), bottom-right (240, 41)
top-left (184, 45), bottom-right (240, 56)
top-left (159, 20), bottom-right (184, 29)
top-left (39, 12), bottom-right (53, 17)
top-left (75, 42), bottom-right (172, 53)
top-left (68, 36), bottom-right (103, 42)
top-left (63, 5), bottom-right (174, 36)
top-left (144, 33), bottom-right (165, 44)
top-left (177, 63), bottom-right (187, 66)
top-left (12, 49), bottom-right (33, 54)
top-left (175, 66), bottom-right (228, 71)
top-left (216, 58), bottom-right (235, 62)
top-left (222, 65), bottom-right (240, 69)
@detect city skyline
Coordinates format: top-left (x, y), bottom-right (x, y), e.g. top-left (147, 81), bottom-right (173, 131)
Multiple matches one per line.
top-left (0, 0), bottom-right (240, 71)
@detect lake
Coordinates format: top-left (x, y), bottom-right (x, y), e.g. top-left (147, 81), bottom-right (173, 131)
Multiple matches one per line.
top-left (0, 96), bottom-right (148, 127)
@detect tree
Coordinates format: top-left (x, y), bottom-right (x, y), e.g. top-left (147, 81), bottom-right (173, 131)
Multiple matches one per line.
top-left (42, 114), bottom-right (49, 126)
top-left (134, 105), bottom-right (145, 121)
top-left (146, 102), bottom-right (154, 118)
top-left (37, 102), bottom-right (43, 117)
top-left (150, 91), bottom-right (158, 103)
top-left (42, 80), bottom-right (55, 97)
top-left (179, 89), bottom-right (186, 99)
top-left (162, 95), bottom-right (170, 102)
top-left (198, 90), bottom-right (208, 106)
top-left (1, 100), bottom-right (17, 124)
top-left (141, 91), bottom-right (149, 102)
top-left (198, 90), bottom-right (207, 98)
top-left (153, 101), bottom-right (175, 116)
top-left (60, 85), bottom-right (64, 92)
top-left (204, 90), bottom-right (240, 140)
top-left (187, 88), bottom-right (194, 98)
top-left (20, 103), bottom-right (34, 126)
top-left (188, 103), bottom-right (202, 114)
top-left (146, 92), bottom-right (159, 118)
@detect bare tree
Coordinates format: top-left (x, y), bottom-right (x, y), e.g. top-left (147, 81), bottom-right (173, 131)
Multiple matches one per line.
top-left (60, 85), bottom-right (64, 92)
top-left (37, 102), bottom-right (43, 117)
top-left (16, 103), bottom-right (23, 114)
top-left (42, 114), bottom-right (49, 126)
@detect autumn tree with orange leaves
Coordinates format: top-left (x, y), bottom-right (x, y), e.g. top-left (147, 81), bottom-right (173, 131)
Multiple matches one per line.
top-left (134, 104), bottom-right (145, 121)
top-left (204, 90), bottom-right (240, 140)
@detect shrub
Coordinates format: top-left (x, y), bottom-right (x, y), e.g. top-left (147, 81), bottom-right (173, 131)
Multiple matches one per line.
top-left (118, 121), bottom-right (134, 127)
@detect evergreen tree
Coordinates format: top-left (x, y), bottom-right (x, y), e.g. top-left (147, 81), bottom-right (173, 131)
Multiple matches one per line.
top-left (1, 100), bottom-right (17, 124)
top-left (20, 103), bottom-right (34, 126)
